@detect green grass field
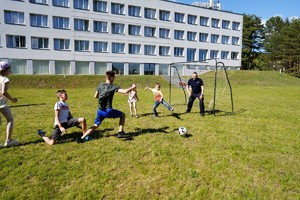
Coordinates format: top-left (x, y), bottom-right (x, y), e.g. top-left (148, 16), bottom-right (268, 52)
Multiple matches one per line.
top-left (0, 71), bottom-right (299, 199)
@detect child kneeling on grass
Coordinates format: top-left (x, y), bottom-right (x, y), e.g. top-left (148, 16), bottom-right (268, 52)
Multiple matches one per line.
top-left (79, 70), bottom-right (136, 142)
top-left (38, 90), bottom-right (87, 145)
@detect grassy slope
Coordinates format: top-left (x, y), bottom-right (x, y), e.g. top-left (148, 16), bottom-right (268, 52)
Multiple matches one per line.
top-left (0, 71), bottom-right (299, 199)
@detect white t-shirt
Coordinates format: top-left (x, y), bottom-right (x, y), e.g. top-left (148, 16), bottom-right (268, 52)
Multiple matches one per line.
top-left (54, 101), bottom-right (70, 126)
top-left (0, 76), bottom-right (10, 108)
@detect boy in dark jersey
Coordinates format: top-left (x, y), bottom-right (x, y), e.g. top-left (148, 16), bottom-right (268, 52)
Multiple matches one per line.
top-left (186, 72), bottom-right (205, 116)
top-left (80, 71), bottom-right (136, 141)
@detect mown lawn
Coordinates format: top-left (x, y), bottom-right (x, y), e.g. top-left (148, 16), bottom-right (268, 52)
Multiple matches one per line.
top-left (0, 71), bottom-right (299, 199)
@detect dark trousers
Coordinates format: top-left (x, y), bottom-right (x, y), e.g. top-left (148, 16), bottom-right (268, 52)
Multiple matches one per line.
top-left (186, 94), bottom-right (205, 114)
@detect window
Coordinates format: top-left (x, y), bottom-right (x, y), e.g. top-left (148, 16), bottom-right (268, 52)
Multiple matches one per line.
top-left (174, 30), bottom-right (184, 40)
top-left (93, 0), bottom-right (107, 12)
top-left (9, 59), bottom-right (26, 74)
top-left (210, 50), bottom-right (219, 58)
top-left (200, 16), bottom-right (208, 26)
top-left (231, 52), bottom-right (239, 60)
top-left (33, 60), bottom-right (49, 74)
top-left (211, 34), bottom-right (219, 43)
top-left (221, 51), bottom-right (229, 59)
top-left (74, 19), bottom-right (89, 31)
top-left (144, 45), bottom-right (156, 55)
top-left (188, 15), bottom-right (197, 25)
top-left (53, 0), bottom-right (69, 7)
top-left (111, 23), bottom-right (125, 34)
top-left (144, 63), bottom-right (155, 75)
top-left (187, 32), bottom-right (196, 41)
top-left (30, 0), bottom-right (48, 4)
top-left (159, 10), bottom-right (170, 21)
top-left (129, 25), bottom-right (141, 36)
top-left (54, 38), bottom-right (70, 50)
top-left (75, 61), bottom-right (89, 74)
top-left (159, 46), bottom-right (170, 56)
top-left (53, 16), bottom-right (70, 29)
top-left (94, 41), bottom-right (108, 52)
top-left (144, 8), bottom-right (156, 19)
top-left (6, 35), bottom-right (26, 48)
top-left (187, 48), bottom-right (196, 62)
top-left (232, 22), bottom-right (240, 30)
top-left (144, 27), bottom-right (156, 37)
top-left (232, 37), bottom-right (239, 45)
top-left (174, 47), bottom-right (184, 57)
top-left (31, 37), bottom-right (49, 49)
top-left (74, 0), bottom-right (89, 10)
top-left (175, 12), bottom-right (184, 23)
top-left (30, 14), bottom-right (48, 27)
top-left (4, 11), bottom-right (25, 25)
top-left (129, 63), bottom-right (140, 75)
top-left (222, 20), bottom-right (230, 29)
top-left (93, 21), bottom-right (107, 32)
top-left (55, 61), bottom-right (70, 74)
top-left (128, 5), bottom-right (141, 17)
top-left (129, 44), bottom-right (141, 54)
top-left (75, 40), bottom-right (89, 51)
top-left (199, 49), bottom-right (207, 61)
top-left (112, 42), bottom-right (125, 53)
top-left (111, 3), bottom-right (124, 15)
top-left (211, 18), bottom-right (220, 28)
top-left (199, 33), bottom-right (208, 42)
top-left (159, 64), bottom-right (169, 75)
top-left (159, 28), bottom-right (170, 39)
top-left (112, 63), bottom-right (124, 75)
top-left (222, 35), bottom-right (230, 44)
top-left (94, 62), bottom-right (107, 75)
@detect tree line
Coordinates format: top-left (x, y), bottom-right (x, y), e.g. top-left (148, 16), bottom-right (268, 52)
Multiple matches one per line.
top-left (242, 14), bottom-right (300, 77)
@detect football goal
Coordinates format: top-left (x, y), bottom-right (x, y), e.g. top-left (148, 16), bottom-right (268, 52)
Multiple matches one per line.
top-left (168, 59), bottom-right (234, 116)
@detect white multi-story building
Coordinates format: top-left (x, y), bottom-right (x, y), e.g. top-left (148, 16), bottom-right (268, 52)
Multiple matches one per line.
top-left (0, 0), bottom-right (243, 75)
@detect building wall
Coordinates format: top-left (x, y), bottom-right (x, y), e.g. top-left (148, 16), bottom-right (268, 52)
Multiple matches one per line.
top-left (0, 0), bottom-right (243, 75)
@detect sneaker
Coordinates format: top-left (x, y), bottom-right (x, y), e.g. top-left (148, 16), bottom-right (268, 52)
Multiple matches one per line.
top-left (4, 139), bottom-right (19, 147)
top-left (130, 114), bottom-right (133, 118)
top-left (37, 129), bottom-right (46, 137)
top-left (171, 108), bottom-right (174, 112)
top-left (153, 115), bottom-right (158, 118)
top-left (117, 131), bottom-right (131, 138)
top-left (135, 114), bottom-right (139, 118)
top-left (84, 136), bottom-right (93, 141)
top-left (200, 113), bottom-right (205, 117)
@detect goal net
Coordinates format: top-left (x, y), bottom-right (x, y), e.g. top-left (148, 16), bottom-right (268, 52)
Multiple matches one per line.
top-left (168, 59), bottom-right (234, 116)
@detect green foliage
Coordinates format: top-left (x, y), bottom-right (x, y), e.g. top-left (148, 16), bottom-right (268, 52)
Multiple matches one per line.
top-left (0, 72), bottom-right (299, 199)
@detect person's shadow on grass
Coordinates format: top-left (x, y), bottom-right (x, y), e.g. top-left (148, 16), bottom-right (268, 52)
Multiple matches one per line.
top-left (130, 126), bottom-right (170, 136)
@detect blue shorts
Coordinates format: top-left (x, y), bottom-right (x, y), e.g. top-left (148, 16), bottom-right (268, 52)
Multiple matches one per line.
top-left (94, 108), bottom-right (123, 126)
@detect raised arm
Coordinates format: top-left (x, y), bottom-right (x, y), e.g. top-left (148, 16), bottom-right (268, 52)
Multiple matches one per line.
top-left (118, 84), bottom-right (136, 94)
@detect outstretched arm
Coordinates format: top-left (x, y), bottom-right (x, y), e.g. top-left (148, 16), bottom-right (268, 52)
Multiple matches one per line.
top-left (94, 90), bottom-right (99, 98)
top-left (118, 84), bottom-right (136, 94)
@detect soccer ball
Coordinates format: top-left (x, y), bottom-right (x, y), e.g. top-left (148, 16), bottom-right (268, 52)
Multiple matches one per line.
top-left (178, 127), bottom-right (187, 136)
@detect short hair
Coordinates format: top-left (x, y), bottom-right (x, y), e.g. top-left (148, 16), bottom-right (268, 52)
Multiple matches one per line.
top-left (56, 90), bottom-right (66, 98)
top-left (106, 70), bottom-right (115, 80)
top-left (192, 72), bottom-right (198, 75)
top-left (155, 82), bottom-right (161, 87)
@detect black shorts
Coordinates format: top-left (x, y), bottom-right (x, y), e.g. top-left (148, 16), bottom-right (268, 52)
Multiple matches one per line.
top-left (51, 118), bottom-right (79, 140)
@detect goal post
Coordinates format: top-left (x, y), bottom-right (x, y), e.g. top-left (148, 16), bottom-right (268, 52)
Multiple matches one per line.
top-left (168, 59), bottom-right (234, 116)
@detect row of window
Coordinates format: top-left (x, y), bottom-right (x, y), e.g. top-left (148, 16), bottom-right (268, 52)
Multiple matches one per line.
top-left (10, 0), bottom-right (241, 30)
top-left (6, 59), bottom-right (171, 75)
top-left (4, 11), bottom-right (240, 45)
top-left (4, 35), bottom-right (239, 60)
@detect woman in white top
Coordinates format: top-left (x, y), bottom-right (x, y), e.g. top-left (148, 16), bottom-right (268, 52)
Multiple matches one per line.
top-left (0, 61), bottom-right (18, 148)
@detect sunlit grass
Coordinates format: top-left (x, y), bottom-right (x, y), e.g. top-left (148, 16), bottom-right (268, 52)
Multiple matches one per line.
top-left (0, 72), bottom-right (299, 199)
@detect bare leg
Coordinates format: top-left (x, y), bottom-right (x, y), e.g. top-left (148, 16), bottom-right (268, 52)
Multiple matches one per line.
top-left (41, 137), bottom-right (55, 145)
top-left (129, 103), bottom-right (133, 116)
top-left (81, 125), bottom-right (98, 139)
top-left (133, 101), bottom-right (137, 116)
top-left (78, 117), bottom-right (87, 133)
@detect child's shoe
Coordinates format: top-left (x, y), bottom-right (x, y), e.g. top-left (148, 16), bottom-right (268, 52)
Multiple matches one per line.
top-left (4, 139), bottom-right (19, 147)
top-left (135, 114), bottom-right (139, 118)
top-left (84, 136), bottom-right (93, 141)
top-left (37, 129), bottom-right (46, 137)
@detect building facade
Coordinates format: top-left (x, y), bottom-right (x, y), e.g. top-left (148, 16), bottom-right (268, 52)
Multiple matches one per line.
top-left (0, 0), bottom-right (243, 75)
